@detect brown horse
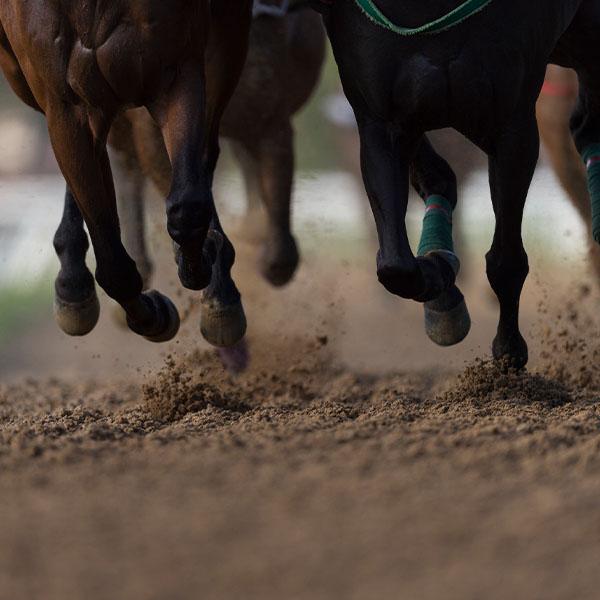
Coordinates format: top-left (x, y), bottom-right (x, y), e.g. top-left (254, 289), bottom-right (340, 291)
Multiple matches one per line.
top-left (0, 1), bottom-right (252, 346)
top-left (109, 5), bottom-right (326, 306)
top-left (537, 65), bottom-right (600, 280)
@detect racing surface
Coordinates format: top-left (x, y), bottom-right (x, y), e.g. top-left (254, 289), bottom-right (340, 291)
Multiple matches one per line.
top-left (2, 241), bottom-right (600, 599)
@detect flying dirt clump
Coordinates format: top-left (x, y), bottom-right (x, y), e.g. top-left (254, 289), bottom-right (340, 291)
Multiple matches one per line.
top-left (142, 354), bottom-right (239, 421)
top-left (535, 284), bottom-right (600, 390)
top-left (442, 358), bottom-right (572, 407)
top-left (142, 337), bottom-right (342, 422)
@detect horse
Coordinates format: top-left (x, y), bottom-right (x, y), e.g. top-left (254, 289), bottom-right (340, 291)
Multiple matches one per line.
top-left (0, 0), bottom-right (252, 346)
top-left (316, 0), bottom-right (600, 368)
top-left (537, 65), bottom-right (600, 281)
top-left (327, 65), bottom-right (600, 283)
top-left (107, 2), bottom-right (326, 327)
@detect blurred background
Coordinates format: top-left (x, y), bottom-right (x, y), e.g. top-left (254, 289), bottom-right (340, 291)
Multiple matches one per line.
top-left (0, 50), bottom-right (591, 380)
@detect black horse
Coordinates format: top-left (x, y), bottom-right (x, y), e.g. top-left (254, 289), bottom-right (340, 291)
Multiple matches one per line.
top-left (316, 0), bottom-right (600, 368)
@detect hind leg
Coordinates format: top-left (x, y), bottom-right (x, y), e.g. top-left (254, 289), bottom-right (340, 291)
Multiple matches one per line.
top-left (234, 124), bottom-right (299, 287)
top-left (486, 114), bottom-right (539, 368)
top-left (255, 123), bottom-right (299, 287)
top-left (537, 65), bottom-right (600, 282)
top-left (198, 0), bottom-right (251, 349)
top-left (552, 4), bottom-right (600, 255)
top-left (231, 141), bottom-right (267, 243)
top-left (109, 115), bottom-right (153, 289)
top-left (410, 136), bottom-right (471, 346)
top-left (0, 24), bottom-right (39, 111)
top-left (47, 107), bottom-right (179, 343)
top-left (111, 147), bottom-right (153, 290)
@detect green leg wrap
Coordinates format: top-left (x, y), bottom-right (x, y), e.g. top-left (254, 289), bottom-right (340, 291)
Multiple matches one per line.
top-left (582, 144), bottom-right (600, 244)
top-left (417, 195), bottom-right (454, 256)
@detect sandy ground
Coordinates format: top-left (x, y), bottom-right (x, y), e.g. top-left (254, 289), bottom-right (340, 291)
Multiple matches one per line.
top-left (2, 228), bottom-right (600, 599)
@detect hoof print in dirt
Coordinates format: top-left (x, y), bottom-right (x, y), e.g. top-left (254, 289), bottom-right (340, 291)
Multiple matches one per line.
top-left (424, 284), bottom-right (471, 347)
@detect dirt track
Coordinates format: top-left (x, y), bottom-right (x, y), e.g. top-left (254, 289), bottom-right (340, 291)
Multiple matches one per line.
top-left (2, 235), bottom-right (600, 599)
top-left (2, 339), bottom-right (600, 600)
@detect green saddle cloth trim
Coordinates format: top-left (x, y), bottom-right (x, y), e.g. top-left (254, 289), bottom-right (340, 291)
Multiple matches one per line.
top-left (354, 0), bottom-right (493, 36)
top-left (582, 144), bottom-right (600, 244)
top-left (417, 195), bottom-right (454, 257)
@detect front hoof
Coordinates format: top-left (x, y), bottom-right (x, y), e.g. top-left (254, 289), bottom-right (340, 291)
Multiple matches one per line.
top-left (424, 285), bottom-right (471, 347)
top-left (128, 290), bottom-right (180, 343)
top-left (200, 297), bottom-right (247, 347)
top-left (54, 291), bottom-right (100, 336)
top-left (259, 235), bottom-right (299, 287)
top-left (492, 333), bottom-right (528, 370)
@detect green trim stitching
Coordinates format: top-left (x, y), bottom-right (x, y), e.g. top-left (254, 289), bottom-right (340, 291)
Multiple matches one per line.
top-left (354, 0), bottom-right (493, 36)
top-left (582, 144), bottom-right (600, 244)
top-left (417, 195), bottom-right (454, 257)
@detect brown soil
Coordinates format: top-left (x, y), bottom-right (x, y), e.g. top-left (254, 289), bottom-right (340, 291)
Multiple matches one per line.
top-left (2, 232), bottom-right (600, 599)
top-left (2, 328), bottom-right (600, 599)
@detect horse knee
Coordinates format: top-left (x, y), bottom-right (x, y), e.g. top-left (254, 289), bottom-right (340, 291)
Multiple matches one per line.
top-left (166, 184), bottom-right (213, 246)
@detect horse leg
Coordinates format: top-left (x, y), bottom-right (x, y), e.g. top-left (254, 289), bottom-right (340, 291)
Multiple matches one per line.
top-left (47, 107), bottom-right (179, 342)
top-left (147, 60), bottom-right (214, 293)
top-left (486, 114), bottom-right (539, 368)
top-left (551, 5), bottom-right (600, 283)
top-left (410, 136), bottom-right (470, 346)
top-left (236, 124), bottom-right (299, 287)
top-left (111, 145), bottom-right (153, 289)
top-left (256, 123), bottom-right (299, 287)
top-left (0, 24), bottom-right (38, 111)
top-left (537, 67), bottom-right (587, 215)
top-left (231, 141), bottom-right (267, 243)
top-left (197, 1), bottom-right (252, 351)
top-left (357, 117), bottom-right (458, 304)
top-left (537, 66), bottom-right (600, 282)
top-left (0, 30), bottom-right (101, 336)
top-left (53, 187), bottom-right (100, 336)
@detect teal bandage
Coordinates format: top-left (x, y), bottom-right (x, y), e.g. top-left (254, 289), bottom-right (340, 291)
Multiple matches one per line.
top-left (582, 144), bottom-right (600, 244)
top-left (417, 195), bottom-right (454, 257)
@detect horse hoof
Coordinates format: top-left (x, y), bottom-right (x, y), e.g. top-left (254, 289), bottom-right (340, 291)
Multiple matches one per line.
top-left (200, 297), bottom-right (247, 347)
top-left (217, 338), bottom-right (250, 374)
top-left (54, 291), bottom-right (100, 337)
top-left (259, 235), bottom-right (299, 287)
top-left (424, 284), bottom-right (471, 347)
top-left (492, 334), bottom-right (528, 370)
top-left (128, 290), bottom-right (180, 343)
